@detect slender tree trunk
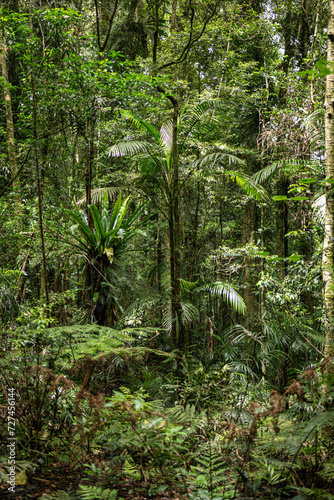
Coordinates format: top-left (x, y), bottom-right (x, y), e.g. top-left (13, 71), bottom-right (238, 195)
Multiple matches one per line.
top-left (85, 119), bottom-right (95, 231)
top-left (171, 98), bottom-right (185, 351)
top-left (170, 0), bottom-right (177, 30)
top-left (0, 30), bottom-right (18, 188)
top-left (169, 200), bottom-right (177, 349)
top-left (323, 0), bottom-right (334, 360)
top-left (242, 199), bottom-right (258, 329)
top-left (152, 0), bottom-right (159, 66)
top-left (189, 182), bottom-right (200, 281)
top-left (276, 175), bottom-right (289, 279)
top-left (29, 1), bottom-right (49, 307)
top-left (260, 203), bottom-right (266, 319)
top-left (158, 88), bottom-right (185, 352)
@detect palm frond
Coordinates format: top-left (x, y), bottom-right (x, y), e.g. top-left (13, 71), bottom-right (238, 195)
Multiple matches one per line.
top-left (120, 109), bottom-right (160, 141)
top-left (312, 191), bottom-right (325, 222)
top-left (303, 108), bottom-right (325, 151)
top-left (162, 301), bottom-right (199, 330)
top-left (180, 99), bottom-right (221, 130)
top-left (160, 120), bottom-right (173, 155)
top-left (251, 159), bottom-right (322, 187)
top-left (181, 301), bottom-right (199, 325)
top-left (251, 162), bottom-right (280, 185)
top-left (108, 140), bottom-right (155, 158)
top-left (162, 305), bottom-right (172, 331)
top-left (227, 171), bottom-right (268, 202)
top-left (194, 152), bottom-right (245, 171)
top-left (76, 187), bottom-right (120, 207)
top-left (194, 281), bottom-right (246, 314)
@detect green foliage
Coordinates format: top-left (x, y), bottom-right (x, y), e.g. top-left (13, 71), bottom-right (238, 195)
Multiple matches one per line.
top-left (77, 485), bottom-right (122, 500)
top-left (194, 281), bottom-right (246, 315)
top-left (0, 0), bottom-right (333, 497)
top-left (65, 192), bottom-right (148, 263)
top-left (38, 486), bottom-right (123, 500)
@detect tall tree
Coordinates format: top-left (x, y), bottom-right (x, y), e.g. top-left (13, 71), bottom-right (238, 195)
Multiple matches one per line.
top-left (323, 0), bottom-right (334, 360)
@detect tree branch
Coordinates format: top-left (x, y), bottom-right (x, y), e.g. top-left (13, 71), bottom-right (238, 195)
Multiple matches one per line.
top-left (157, 1), bottom-right (218, 71)
top-left (101, 0), bottom-right (119, 52)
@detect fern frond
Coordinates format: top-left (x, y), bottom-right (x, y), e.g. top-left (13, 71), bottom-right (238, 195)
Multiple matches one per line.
top-left (180, 278), bottom-right (199, 293)
top-left (78, 484), bottom-right (120, 500)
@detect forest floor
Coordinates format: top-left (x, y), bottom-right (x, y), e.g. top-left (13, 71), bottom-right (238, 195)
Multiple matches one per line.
top-left (0, 465), bottom-right (185, 499)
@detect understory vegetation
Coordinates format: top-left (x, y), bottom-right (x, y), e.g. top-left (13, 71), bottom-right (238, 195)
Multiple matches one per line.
top-left (1, 0), bottom-right (334, 498)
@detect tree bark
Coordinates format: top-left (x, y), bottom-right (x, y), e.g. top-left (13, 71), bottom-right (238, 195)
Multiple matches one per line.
top-left (170, 0), bottom-right (177, 30)
top-left (323, 0), bottom-right (334, 360)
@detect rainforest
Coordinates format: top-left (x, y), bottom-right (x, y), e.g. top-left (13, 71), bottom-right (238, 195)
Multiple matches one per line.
top-left (1, 0), bottom-right (334, 499)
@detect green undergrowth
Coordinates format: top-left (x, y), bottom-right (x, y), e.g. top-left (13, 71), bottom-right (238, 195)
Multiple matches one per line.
top-left (1, 307), bottom-right (334, 499)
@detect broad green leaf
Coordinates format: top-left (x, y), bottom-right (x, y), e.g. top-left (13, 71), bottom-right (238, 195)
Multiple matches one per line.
top-left (273, 195), bottom-right (288, 201)
top-left (298, 178), bottom-right (317, 184)
top-left (288, 253), bottom-right (304, 262)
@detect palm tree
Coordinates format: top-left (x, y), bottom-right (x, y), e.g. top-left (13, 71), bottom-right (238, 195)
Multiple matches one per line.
top-left (110, 102), bottom-right (266, 350)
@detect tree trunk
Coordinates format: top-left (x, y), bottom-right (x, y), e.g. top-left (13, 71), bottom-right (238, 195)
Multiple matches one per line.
top-left (242, 199), bottom-right (258, 329)
top-left (323, 0), bottom-right (334, 360)
top-left (0, 29), bottom-right (19, 191)
top-left (171, 99), bottom-right (185, 351)
top-left (170, 0), bottom-right (177, 30)
top-left (85, 119), bottom-right (95, 231)
top-left (29, 1), bottom-right (49, 307)
top-left (189, 182), bottom-right (200, 282)
top-left (276, 175), bottom-right (289, 279)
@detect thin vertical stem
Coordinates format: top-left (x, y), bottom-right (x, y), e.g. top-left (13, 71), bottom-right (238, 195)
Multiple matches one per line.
top-left (29, 0), bottom-right (49, 306)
